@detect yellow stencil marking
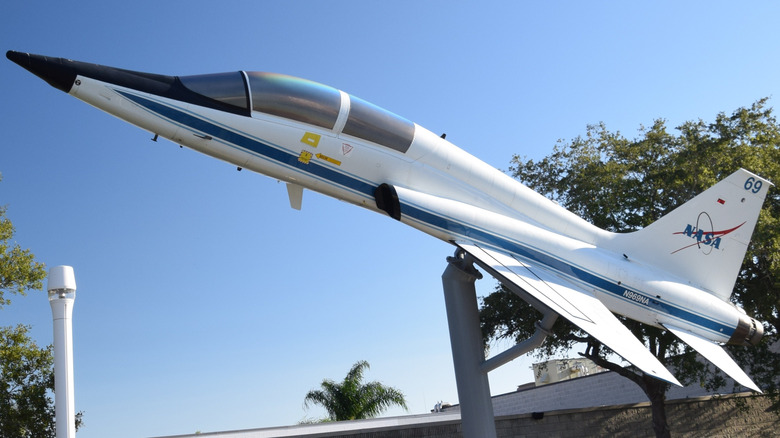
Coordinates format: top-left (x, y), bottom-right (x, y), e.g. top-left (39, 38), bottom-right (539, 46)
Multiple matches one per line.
top-left (298, 150), bottom-right (313, 164)
top-left (316, 153), bottom-right (341, 166)
top-left (300, 132), bottom-right (321, 147)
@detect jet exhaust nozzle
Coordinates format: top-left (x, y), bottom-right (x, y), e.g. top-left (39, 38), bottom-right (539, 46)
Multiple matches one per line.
top-left (728, 315), bottom-right (765, 346)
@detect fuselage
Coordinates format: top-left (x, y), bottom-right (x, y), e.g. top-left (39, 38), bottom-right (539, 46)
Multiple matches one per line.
top-left (10, 52), bottom-right (759, 349)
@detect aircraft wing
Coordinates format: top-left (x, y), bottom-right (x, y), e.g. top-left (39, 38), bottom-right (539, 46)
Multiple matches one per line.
top-left (663, 324), bottom-right (761, 392)
top-left (456, 240), bottom-right (682, 386)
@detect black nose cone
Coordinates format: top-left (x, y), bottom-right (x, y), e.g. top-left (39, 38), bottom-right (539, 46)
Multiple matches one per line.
top-left (7, 51), bottom-right (78, 93)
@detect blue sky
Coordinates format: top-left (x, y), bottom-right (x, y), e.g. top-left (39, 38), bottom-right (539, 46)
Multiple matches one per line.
top-left (2, 2), bottom-right (779, 437)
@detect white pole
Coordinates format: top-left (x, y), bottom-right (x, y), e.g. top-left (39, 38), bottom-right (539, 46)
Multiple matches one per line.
top-left (48, 266), bottom-right (77, 438)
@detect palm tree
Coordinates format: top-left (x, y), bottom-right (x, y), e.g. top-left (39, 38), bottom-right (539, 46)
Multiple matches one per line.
top-left (303, 360), bottom-right (408, 421)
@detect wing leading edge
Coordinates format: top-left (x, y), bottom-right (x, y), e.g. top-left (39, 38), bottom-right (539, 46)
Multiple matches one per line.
top-left (457, 241), bottom-right (682, 386)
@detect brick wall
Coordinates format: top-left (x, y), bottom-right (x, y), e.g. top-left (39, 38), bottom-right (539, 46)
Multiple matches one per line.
top-left (492, 394), bottom-right (776, 438)
top-left (325, 394), bottom-right (777, 438)
top-left (488, 368), bottom-right (715, 417)
top-left (162, 393), bottom-right (777, 437)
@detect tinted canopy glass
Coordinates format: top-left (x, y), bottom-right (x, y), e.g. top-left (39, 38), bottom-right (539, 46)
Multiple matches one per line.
top-left (343, 95), bottom-right (414, 153)
top-left (182, 71), bottom-right (414, 153)
top-left (179, 72), bottom-right (249, 111)
top-left (246, 72), bottom-right (341, 129)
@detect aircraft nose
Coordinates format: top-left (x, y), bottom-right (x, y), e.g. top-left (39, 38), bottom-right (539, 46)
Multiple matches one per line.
top-left (7, 51), bottom-right (78, 93)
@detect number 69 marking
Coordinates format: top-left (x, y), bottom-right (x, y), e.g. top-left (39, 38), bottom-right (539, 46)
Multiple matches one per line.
top-left (744, 177), bottom-right (763, 194)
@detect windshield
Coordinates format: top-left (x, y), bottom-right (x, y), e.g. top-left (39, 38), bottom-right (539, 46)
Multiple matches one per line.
top-left (179, 72), bottom-right (249, 111)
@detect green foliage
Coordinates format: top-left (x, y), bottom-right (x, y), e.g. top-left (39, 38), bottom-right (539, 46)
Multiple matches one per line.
top-left (0, 202), bottom-right (47, 307)
top-left (0, 324), bottom-right (55, 437)
top-left (0, 325), bottom-right (84, 437)
top-left (303, 360), bottom-right (408, 421)
top-left (0, 176), bottom-right (83, 435)
top-left (480, 285), bottom-right (579, 358)
top-left (480, 99), bottom-right (780, 436)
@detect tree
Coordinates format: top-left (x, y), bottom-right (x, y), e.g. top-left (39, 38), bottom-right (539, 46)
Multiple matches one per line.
top-left (0, 176), bottom-right (83, 435)
top-left (303, 360), bottom-right (408, 421)
top-left (0, 325), bottom-right (55, 437)
top-left (0, 204), bottom-right (47, 307)
top-left (480, 99), bottom-right (780, 437)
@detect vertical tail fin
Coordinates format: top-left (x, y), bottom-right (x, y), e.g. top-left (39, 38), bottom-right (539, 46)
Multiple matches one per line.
top-left (611, 169), bottom-right (772, 301)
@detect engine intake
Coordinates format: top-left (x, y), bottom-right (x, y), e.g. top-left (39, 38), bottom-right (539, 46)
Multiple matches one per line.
top-left (374, 183), bottom-right (401, 221)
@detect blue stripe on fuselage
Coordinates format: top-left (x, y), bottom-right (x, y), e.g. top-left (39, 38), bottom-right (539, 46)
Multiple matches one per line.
top-left (117, 90), bottom-right (376, 199)
top-left (120, 90), bottom-right (733, 339)
top-left (398, 202), bottom-right (734, 338)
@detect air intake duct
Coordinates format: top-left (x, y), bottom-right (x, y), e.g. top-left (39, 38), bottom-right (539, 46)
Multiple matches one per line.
top-left (374, 183), bottom-right (401, 221)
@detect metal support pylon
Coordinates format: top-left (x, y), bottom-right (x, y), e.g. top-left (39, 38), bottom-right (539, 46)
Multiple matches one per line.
top-left (441, 249), bottom-right (497, 438)
top-left (441, 248), bottom-right (559, 438)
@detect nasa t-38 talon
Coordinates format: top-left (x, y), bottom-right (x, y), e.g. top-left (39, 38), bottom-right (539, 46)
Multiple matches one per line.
top-left (8, 50), bottom-right (772, 391)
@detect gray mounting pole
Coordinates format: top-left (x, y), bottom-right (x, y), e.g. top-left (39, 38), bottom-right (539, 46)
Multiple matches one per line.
top-left (482, 311), bottom-right (558, 374)
top-left (442, 250), bottom-right (497, 438)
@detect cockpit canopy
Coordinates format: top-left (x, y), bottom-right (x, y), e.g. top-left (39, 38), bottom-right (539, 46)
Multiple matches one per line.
top-left (246, 72), bottom-right (341, 130)
top-left (179, 71), bottom-right (414, 153)
top-left (179, 72), bottom-right (249, 112)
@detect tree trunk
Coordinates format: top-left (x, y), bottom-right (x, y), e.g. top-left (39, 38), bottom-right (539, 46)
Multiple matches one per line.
top-left (580, 344), bottom-right (673, 438)
top-left (643, 374), bottom-right (671, 438)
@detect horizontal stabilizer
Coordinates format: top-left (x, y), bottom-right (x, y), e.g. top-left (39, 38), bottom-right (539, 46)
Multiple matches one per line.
top-left (663, 324), bottom-right (761, 392)
top-left (458, 241), bottom-right (681, 386)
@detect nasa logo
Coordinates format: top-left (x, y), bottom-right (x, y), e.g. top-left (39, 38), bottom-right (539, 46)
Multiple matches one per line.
top-left (671, 212), bottom-right (745, 255)
top-left (680, 224), bottom-right (722, 249)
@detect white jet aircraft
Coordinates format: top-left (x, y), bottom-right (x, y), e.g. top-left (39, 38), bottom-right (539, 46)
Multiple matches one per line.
top-left (8, 51), bottom-right (771, 391)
